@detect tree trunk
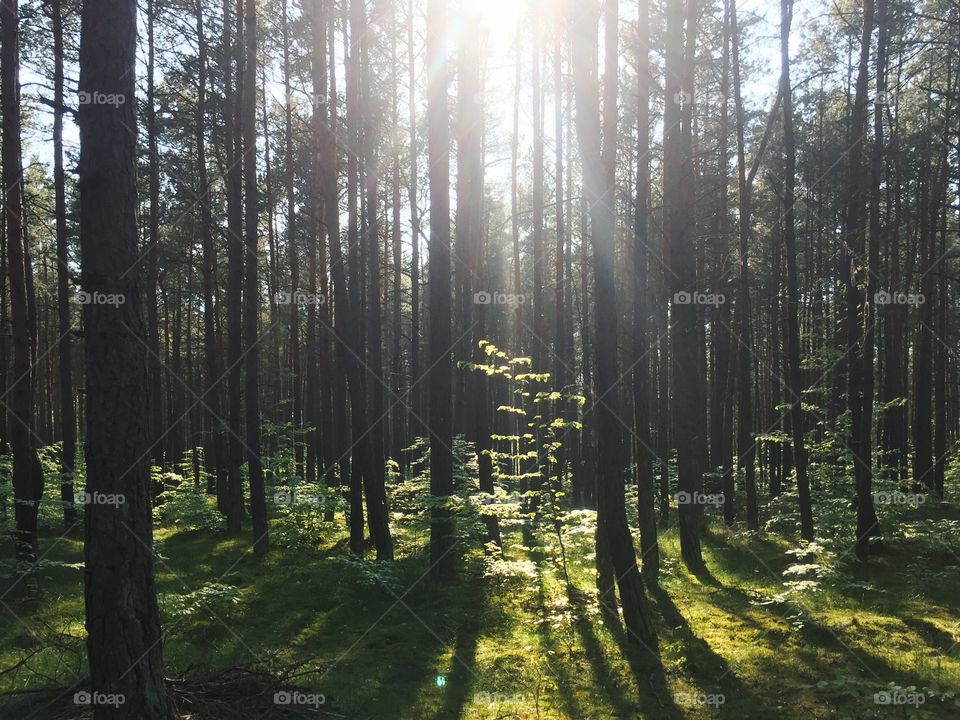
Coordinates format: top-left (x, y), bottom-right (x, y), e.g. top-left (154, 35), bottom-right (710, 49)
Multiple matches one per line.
top-left (843, 0), bottom-right (877, 563)
top-left (223, 0), bottom-right (245, 533)
top-left (242, 0), bottom-right (268, 555)
top-left (780, 0), bottom-right (814, 541)
top-left (78, 0), bottom-right (176, 712)
top-left (52, 0), bottom-right (77, 529)
top-left (664, 0), bottom-right (704, 567)
top-left (427, 0), bottom-right (455, 571)
top-left (633, 0), bottom-right (659, 584)
top-left (196, 0), bottom-right (225, 509)
top-left (570, 0), bottom-right (655, 642)
top-left (360, 5), bottom-right (393, 560)
top-left (2, 0), bottom-right (42, 565)
top-left (730, 0), bottom-right (758, 530)
top-left (408, 0), bottom-right (422, 430)
top-left (146, 0), bottom-right (164, 471)
top-left (281, 0), bottom-right (303, 482)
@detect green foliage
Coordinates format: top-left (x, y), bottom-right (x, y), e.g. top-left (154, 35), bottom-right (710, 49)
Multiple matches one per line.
top-left (154, 473), bottom-right (225, 532)
top-left (159, 581), bottom-right (241, 621)
top-left (460, 341), bottom-right (584, 550)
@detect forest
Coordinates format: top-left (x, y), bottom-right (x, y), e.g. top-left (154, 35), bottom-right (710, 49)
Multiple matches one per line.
top-left (0, 0), bottom-right (958, 716)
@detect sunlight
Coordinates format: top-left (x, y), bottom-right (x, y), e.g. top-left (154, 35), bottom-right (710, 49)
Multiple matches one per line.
top-left (452, 0), bottom-right (524, 45)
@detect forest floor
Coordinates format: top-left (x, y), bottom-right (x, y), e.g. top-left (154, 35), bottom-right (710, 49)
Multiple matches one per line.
top-left (2, 488), bottom-right (959, 719)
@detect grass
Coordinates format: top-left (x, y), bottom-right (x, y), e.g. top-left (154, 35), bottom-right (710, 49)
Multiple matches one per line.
top-left (1, 490), bottom-right (959, 719)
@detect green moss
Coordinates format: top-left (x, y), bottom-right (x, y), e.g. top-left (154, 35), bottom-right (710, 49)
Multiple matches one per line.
top-left (2, 501), bottom-right (958, 719)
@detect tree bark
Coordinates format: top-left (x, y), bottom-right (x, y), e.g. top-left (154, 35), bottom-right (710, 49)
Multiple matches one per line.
top-left (52, 0), bottom-right (77, 529)
top-left (843, 0), bottom-right (878, 562)
top-left (2, 0), bottom-right (42, 564)
top-left (633, 0), bottom-right (659, 584)
top-left (570, 0), bottom-right (655, 642)
top-left (730, 0), bottom-right (758, 530)
top-left (427, 0), bottom-right (455, 571)
top-left (241, 0), bottom-right (268, 555)
top-left (664, 0), bottom-right (705, 567)
top-left (78, 0), bottom-right (176, 712)
top-left (780, 0), bottom-right (814, 541)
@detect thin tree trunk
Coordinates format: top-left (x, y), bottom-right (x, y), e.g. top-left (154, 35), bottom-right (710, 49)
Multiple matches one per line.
top-left (146, 0), bottom-right (164, 471)
top-left (360, 5), bottom-right (393, 560)
top-left (408, 0), bottom-right (422, 429)
top-left (843, 0), bottom-right (877, 562)
top-left (2, 0), bottom-right (41, 564)
top-left (52, 0), bottom-right (76, 529)
top-left (664, 0), bottom-right (704, 567)
top-left (427, 0), bottom-right (455, 571)
top-left (731, 0), bottom-right (758, 530)
top-left (242, 0), bottom-right (268, 555)
top-left (780, 0), bottom-right (814, 541)
top-left (223, 0), bottom-right (245, 533)
top-left (633, 0), bottom-right (659, 584)
top-left (282, 0), bottom-right (303, 481)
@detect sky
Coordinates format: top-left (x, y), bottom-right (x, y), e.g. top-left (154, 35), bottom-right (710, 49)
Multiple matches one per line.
top-left (18, 0), bottom-right (820, 252)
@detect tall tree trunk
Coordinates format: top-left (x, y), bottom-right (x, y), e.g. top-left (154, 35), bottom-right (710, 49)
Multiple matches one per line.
top-left (360, 7), bottom-right (393, 560)
top-left (242, 0), bottom-right (268, 555)
top-left (282, 0), bottom-right (303, 482)
top-left (714, 0), bottom-right (735, 525)
top-left (52, 0), bottom-right (76, 529)
top-left (664, 0), bottom-right (704, 566)
top-left (570, 0), bottom-right (655, 642)
top-left (223, 0), bottom-right (245, 532)
top-left (345, 0), bottom-right (365, 554)
top-left (146, 0), bottom-right (164, 471)
top-left (730, 0), bottom-right (758, 530)
top-left (408, 0), bottom-right (422, 429)
top-left (511, 40), bottom-right (523, 356)
top-left (456, 4), bottom-right (496, 545)
top-left (308, 0), bottom-right (335, 518)
top-left (390, 5), bottom-right (405, 477)
top-left (531, 9), bottom-right (545, 368)
top-left (2, 0), bottom-right (41, 564)
top-left (427, 0), bottom-right (455, 571)
top-left (78, 0), bottom-right (176, 712)
top-left (633, 0), bottom-right (659, 584)
top-left (843, 0), bottom-right (877, 563)
top-left (196, 0), bottom-right (224, 507)
top-left (780, 0), bottom-right (814, 541)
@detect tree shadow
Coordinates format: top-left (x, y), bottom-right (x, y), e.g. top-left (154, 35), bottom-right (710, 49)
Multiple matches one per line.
top-left (564, 582), bottom-right (683, 719)
top-left (533, 568), bottom-right (587, 719)
top-left (432, 599), bottom-right (485, 720)
top-left (651, 585), bottom-right (776, 717)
